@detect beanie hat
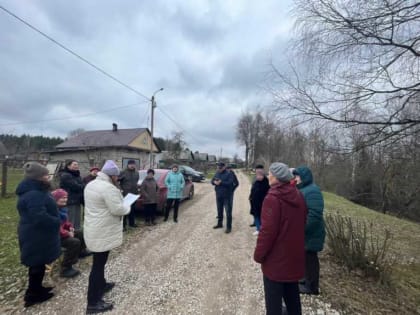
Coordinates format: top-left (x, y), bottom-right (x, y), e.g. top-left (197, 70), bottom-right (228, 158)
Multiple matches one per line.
top-left (51, 188), bottom-right (68, 201)
top-left (90, 167), bottom-right (100, 172)
top-left (101, 160), bottom-right (120, 176)
top-left (269, 162), bottom-right (293, 183)
top-left (127, 159), bottom-right (136, 165)
top-left (23, 162), bottom-right (49, 180)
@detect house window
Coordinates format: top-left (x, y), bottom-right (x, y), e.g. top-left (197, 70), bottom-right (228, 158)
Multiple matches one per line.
top-left (122, 158), bottom-right (140, 169)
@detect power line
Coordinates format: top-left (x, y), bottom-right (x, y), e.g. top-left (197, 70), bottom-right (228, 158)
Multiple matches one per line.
top-left (0, 5), bottom-right (150, 101)
top-left (0, 101), bottom-right (148, 126)
top-left (157, 106), bottom-right (201, 143)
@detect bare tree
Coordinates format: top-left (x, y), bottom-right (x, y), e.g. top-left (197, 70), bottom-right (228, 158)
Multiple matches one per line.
top-left (67, 128), bottom-right (86, 138)
top-left (236, 113), bottom-right (253, 170)
top-left (269, 0), bottom-right (420, 150)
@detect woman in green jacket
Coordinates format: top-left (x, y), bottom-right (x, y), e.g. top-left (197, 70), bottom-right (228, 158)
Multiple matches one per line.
top-left (294, 166), bottom-right (326, 295)
top-left (164, 165), bottom-right (185, 222)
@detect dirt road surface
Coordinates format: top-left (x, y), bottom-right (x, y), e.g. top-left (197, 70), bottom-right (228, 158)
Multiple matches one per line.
top-left (17, 171), bottom-right (337, 315)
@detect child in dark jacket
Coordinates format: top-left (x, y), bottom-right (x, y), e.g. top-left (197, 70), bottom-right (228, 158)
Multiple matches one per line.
top-left (52, 189), bottom-right (90, 278)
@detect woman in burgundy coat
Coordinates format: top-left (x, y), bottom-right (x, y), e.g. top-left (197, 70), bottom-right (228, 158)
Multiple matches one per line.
top-left (254, 162), bottom-right (307, 315)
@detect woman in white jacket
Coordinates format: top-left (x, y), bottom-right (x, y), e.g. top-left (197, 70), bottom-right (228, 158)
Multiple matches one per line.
top-left (84, 160), bottom-right (130, 314)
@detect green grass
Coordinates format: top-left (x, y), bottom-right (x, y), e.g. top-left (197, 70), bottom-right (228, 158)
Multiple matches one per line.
top-left (323, 191), bottom-right (420, 314)
top-left (0, 170), bottom-right (26, 306)
top-left (0, 195), bottom-right (26, 306)
top-left (206, 170), bottom-right (216, 180)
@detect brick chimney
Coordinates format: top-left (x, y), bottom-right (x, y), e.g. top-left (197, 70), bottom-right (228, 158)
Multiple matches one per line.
top-left (112, 123), bottom-right (118, 132)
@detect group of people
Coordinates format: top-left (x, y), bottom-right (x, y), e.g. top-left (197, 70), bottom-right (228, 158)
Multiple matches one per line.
top-left (16, 157), bottom-right (324, 315)
top-left (249, 163), bottom-right (325, 315)
top-left (209, 161), bottom-right (325, 315)
top-left (15, 159), bottom-right (189, 313)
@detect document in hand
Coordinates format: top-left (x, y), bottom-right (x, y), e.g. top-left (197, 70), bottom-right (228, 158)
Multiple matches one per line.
top-left (123, 193), bottom-right (140, 208)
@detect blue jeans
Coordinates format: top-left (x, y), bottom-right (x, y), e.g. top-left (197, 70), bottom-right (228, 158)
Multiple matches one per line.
top-left (216, 194), bottom-right (233, 229)
top-left (254, 215), bottom-right (261, 231)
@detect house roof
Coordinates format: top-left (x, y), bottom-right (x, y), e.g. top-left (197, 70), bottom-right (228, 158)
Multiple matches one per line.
top-left (56, 128), bottom-right (148, 149)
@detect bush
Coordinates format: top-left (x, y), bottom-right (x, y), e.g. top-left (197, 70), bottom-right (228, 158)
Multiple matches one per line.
top-left (325, 214), bottom-right (394, 283)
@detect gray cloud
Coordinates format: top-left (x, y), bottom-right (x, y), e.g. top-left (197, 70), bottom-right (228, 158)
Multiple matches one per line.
top-left (0, 0), bottom-right (293, 158)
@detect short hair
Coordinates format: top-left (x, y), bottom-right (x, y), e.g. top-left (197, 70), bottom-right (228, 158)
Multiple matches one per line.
top-left (147, 169), bottom-right (155, 175)
top-left (255, 164), bottom-right (264, 169)
top-left (65, 159), bottom-right (77, 168)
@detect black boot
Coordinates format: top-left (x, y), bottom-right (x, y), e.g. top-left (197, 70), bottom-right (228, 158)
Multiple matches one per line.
top-left (86, 300), bottom-right (113, 314)
top-left (24, 290), bottom-right (54, 308)
top-left (60, 267), bottom-right (80, 278)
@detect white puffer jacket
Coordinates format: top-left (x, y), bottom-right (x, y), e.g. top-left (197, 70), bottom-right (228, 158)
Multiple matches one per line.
top-left (83, 172), bottom-right (130, 252)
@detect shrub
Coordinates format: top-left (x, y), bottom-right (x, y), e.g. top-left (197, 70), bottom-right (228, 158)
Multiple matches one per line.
top-left (325, 214), bottom-right (394, 283)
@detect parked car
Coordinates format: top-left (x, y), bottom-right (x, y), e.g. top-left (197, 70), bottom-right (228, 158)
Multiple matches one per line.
top-left (135, 169), bottom-right (194, 213)
top-left (179, 165), bottom-right (205, 182)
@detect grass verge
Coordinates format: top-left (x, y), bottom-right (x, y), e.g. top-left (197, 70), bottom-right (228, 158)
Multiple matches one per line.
top-left (322, 192), bottom-right (420, 314)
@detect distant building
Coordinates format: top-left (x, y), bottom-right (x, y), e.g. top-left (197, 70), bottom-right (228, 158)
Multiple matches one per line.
top-left (48, 124), bottom-right (161, 174)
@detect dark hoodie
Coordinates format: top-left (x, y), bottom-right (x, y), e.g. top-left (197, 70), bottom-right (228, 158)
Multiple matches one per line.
top-left (295, 166), bottom-right (326, 252)
top-left (59, 168), bottom-right (84, 205)
top-left (254, 181), bottom-right (307, 282)
top-left (16, 179), bottom-right (61, 267)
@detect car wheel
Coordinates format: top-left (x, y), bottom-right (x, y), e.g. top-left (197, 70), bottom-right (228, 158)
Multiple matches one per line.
top-left (188, 187), bottom-right (194, 200)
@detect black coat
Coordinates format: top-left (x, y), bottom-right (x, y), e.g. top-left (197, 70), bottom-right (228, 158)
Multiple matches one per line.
top-left (119, 168), bottom-right (140, 196)
top-left (249, 176), bottom-right (270, 217)
top-left (16, 179), bottom-right (61, 267)
top-left (59, 169), bottom-right (84, 205)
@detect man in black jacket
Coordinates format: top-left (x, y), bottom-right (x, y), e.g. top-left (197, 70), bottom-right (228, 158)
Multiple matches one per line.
top-left (59, 160), bottom-right (84, 230)
top-left (118, 160), bottom-right (139, 229)
top-left (211, 162), bottom-right (234, 233)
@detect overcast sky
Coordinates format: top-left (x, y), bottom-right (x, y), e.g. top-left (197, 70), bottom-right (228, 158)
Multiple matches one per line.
top-left (0, 0), bottom-right (294, 158)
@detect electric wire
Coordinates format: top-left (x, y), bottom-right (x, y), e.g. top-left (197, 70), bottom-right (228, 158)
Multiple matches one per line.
top-left (0, 101), bottom-right (148, 126)
top-left (0, 5), bottom-right (150, 101)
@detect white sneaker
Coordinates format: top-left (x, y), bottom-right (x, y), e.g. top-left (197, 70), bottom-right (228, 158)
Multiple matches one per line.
top-left (252, 230), bottom-right (259, 236)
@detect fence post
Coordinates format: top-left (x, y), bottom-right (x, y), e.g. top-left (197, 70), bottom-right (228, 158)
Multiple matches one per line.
top-left (1, 159), bottom-right (7, 197)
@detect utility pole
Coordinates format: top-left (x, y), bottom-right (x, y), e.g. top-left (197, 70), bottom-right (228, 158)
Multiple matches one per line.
top-left (149, 88), bottom-right (164, 168)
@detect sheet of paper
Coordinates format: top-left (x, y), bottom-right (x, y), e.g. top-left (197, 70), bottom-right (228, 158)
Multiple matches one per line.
top-left (123, 193), bottom-right (140, 208)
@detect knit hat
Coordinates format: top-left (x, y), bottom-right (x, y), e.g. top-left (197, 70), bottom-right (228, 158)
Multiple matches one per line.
top-left (51, 189), bottom-right (68, 201)
top-left (23, 162), bottom-right (49, 180)
top-left (90, 167), bottom-right (100, 172)
top-left (127, 159), bottom-right (136, 165)
top-left (101, 160), bottom-right (120, 176)
top-left (269, 162), bottom-right (293, 182)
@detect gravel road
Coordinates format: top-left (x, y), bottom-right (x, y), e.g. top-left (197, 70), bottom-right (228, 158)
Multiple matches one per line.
top-left (16, 171), bottom-right (338, 315)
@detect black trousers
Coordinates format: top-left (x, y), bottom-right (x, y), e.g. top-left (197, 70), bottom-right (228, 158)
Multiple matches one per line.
top-left (61, 230), bottom-right (86, 269)
top-left (216, 195), bottom-right (233, 229)
top-left (263, 276), bottom-right (301, 315)
top-left (305, 250), bottom-right (320, 292)
top-left (165, 199), bottom-right (180, 220)
top-left (87, 251), bottom-right (110, 305)
top-left (144, 203), bottom-right (157, 222)
top-left (123, 203), bottom-right (136, 227)
top-left (27, 265), bottom-right (46, 294)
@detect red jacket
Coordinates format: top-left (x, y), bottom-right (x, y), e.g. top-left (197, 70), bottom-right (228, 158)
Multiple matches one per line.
top-left (254, 181), bottom-right (307, 282)
top-left (60, 221), bottom-right (73, 239)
